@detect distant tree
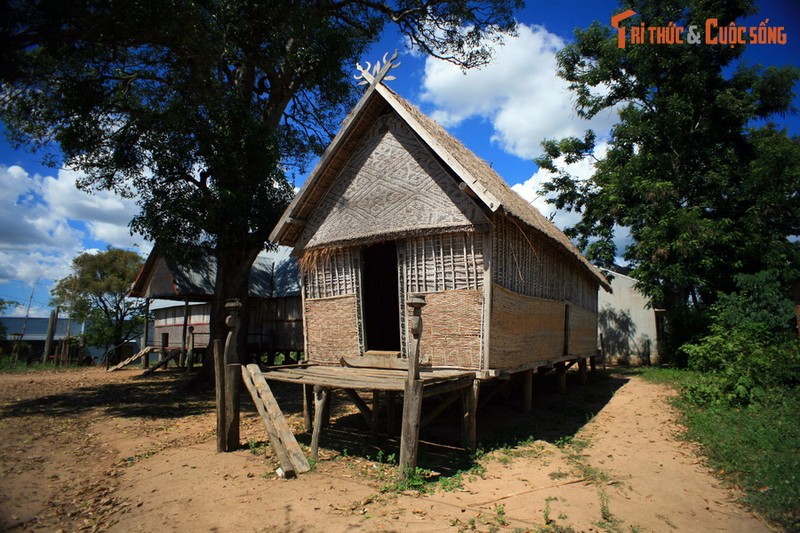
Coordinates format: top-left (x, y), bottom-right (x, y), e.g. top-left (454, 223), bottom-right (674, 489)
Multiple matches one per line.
top-left (0, 0), bottom-right (521, 368)
top-left (536, 0), bottom-right (800, 323)
top-left (0, 299), bottom-right (16, 341)
top-left (51, 248), bottom-right (146, 365)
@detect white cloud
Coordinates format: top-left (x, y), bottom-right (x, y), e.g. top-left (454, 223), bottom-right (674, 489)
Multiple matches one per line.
top-left (420, 23), bottom-right (617, 159)
top-left (0, 164), bottom-right (150, 302)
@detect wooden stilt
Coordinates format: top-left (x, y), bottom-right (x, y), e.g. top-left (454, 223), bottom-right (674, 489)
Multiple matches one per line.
top-left (371, 390), bottom-right (380, 437)
top-left (387, 391), bottom-right (396, 435)
top-left (311, 385), bottom-right (329, 463)
top-left (578, 357), bottom-right (588, 385)
top-left (523, 369), bottom-right (533, 413)
top-left (590, 353), bottom-right (597, 373)
top-left (303, 384), bottom-right (313, 432)
top-left (556, 362), bottom-right (567, 394)
top-left (461, 380), bottom-right (479, 452)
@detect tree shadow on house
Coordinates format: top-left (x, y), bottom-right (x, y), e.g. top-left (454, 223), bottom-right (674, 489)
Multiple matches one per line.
top-left (600, 307), bottom-right (653, 366)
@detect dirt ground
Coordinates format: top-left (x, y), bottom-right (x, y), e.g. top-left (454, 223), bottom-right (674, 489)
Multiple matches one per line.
top-left (0, 365), bottom-right (776, 532)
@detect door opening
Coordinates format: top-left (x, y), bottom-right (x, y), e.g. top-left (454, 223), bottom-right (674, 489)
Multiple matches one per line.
top-left (362, 241), bottom-right (401, 352)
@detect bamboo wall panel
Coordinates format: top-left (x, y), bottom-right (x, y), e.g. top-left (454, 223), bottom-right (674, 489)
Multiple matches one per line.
top-left (304, 295), bottom-right (361, 364)
top-left (303, 248), bottom-right (359, 299)
top-left (298, 113), bottom-right (487, 249)
top-left (568, 306), bottom-right (598, 357)
top-left (417, 289), bottom-right (483, 369)
top-left (489, 285), bottom-right (565, 369)
top-left (405, 232), bottom-right (483, 293)
top-left (493, 216), bottom-right (598, 312)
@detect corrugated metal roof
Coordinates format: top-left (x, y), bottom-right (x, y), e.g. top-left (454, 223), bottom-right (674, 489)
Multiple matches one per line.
top-left (0, 317), bottom-right (83, 341)
top-left (130, 246), bottom-right (300, 300)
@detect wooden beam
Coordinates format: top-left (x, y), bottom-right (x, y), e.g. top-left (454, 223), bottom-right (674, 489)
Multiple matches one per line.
top-left (343, 388), bottom-right (373, 428)
top-left (421, 391), bottom-right (459, 428)
top-left (578, 357), bottom-right (588, 385)
top-left (311, 385), bottom-right (329, 463)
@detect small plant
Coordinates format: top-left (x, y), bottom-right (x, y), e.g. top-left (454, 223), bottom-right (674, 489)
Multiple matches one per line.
top-left (549, 470), bottom-right (569, 480)
top-left (493, 504), bottom-right (507, 526)
top-left (543, 496), bottom-right (557, 525)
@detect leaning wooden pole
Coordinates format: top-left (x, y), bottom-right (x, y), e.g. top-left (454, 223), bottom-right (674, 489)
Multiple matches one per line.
top-left (399, 294), bottom-right (426, 480)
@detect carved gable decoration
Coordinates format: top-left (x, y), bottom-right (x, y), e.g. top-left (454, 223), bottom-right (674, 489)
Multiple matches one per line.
top-left (299, 113), bottom-right (487, 249)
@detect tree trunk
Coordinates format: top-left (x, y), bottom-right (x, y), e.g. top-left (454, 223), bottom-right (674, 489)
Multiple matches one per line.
top-left (191, 243), bottom-right (261, 388)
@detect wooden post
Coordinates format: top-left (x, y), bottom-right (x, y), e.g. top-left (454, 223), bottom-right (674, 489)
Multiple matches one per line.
top-left (462, 380), bottom-right (479, 452)
top-left (556, 362), bottom-right (567, 394)
top-left (180, 299), bottom-right (190, 368)
top-left (213, 339), bottom-right (226, 453)
top-left (400, 294), bottom-right (425, 479)
top-left (578, 357), bottom-right (588, 385)
top-left (310, 385), bottom-right (329, 463)
top-left (142, 299), bottom-right (150, 368)
top-left (523, 368), bottom-right (533, 413)
top-left (303, 384), bottom-right (313, 432)
top-left (160, 332), bottom-right (168, 364)
top-left (590, 352), bottom-right (597, 373)
top-left (223, 299), bottom-right (242, 451)
top-left (371, 390), bottom-right (380, 437)
top-left (386, 391), bottom-right (396, 435)
top-left (42, 308), bottom-right (58, 364)
top-left (185, 326), bottom-right (195, 372)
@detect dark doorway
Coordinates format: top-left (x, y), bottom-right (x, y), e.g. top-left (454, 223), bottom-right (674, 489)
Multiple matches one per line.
top-left (362, 241), bottom-right (401, 352)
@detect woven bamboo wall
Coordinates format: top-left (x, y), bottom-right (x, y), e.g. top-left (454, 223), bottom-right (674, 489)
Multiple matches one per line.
top-left (303, 248), bottom-right (359, 299)
top-left (569, 306), bottom-right (598, 357)
top-left (404, 232), bottom-right (483, 293)
top-left (493, 216), bottom-right (598, 312)
top-left (489, 285), bottom-right (565, 369)
top-left (417, 289), bottom-right (483, 369)
top-left (304, 295), bottom-right (360, 364)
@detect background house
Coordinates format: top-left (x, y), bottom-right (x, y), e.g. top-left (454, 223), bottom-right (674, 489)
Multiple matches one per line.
top-left (598, 269), bottom-right (662, 365)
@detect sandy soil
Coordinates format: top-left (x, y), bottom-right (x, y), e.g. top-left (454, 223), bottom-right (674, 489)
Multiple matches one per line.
top-left (0, 365), bottom-right (775, 532)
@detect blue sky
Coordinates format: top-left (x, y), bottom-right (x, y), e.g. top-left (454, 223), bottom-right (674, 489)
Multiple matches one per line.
top-left (1, 0), bottom-right (798, 317)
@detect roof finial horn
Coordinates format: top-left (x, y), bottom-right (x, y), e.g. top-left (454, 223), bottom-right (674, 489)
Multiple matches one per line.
top-left (354, 50), bottom-right (401, 86)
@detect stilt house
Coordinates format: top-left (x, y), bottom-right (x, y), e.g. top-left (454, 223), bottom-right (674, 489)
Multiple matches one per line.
top-left (269, 75), bottom-right (611, 377)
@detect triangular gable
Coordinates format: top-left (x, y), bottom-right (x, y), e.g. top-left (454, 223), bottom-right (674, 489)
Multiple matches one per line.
top-left (297, 112), bottom-right (488, 249)
top-left (270, 79), bottom-right (610, 291)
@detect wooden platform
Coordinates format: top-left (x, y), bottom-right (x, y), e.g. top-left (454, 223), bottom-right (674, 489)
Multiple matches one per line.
top-left (261, 364), bottom-right (475, 395)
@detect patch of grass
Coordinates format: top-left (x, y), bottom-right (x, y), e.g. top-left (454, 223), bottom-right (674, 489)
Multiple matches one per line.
top-left (380, 466), bottom-right (435, 494)
top-left (548, 470), bottom-right (569, 480)
top-left (640, 368), bottom-right (800, 531)
top-left (0, 360), bottom-right (82, 373)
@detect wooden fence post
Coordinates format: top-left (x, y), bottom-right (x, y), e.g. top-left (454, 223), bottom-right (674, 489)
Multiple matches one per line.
top-left (400, 294), bottom-right (426, 479)
top-left (223, 299), bottom-right (242, 451)
top-left (214, 339), bottom-right (226, 453)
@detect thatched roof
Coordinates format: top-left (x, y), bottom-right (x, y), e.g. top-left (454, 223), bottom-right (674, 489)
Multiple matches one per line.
top-left (270, 80), bottom-right (609, 291)
top-left (128, 246), bottom-right (299, 300)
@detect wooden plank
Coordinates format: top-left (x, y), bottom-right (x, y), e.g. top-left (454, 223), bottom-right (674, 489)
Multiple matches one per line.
top-left (247, 365), bottom-right (311, 473)
top-left (240, 366), bottom-right (296, 478)
top-left (109, 347), bottom-right (154, 372)
top-left (311, 385), bottom-right (329, 463)
top-left (341, 355), bottom-right (406, 369)
top-left (141, 350), bottom-right (178, 376)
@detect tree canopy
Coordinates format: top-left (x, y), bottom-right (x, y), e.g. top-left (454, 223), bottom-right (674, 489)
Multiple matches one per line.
top-left (536, 0), bottom-right (800, 314)
top-left (1, 0), bottom-right (522, 353)
top-left (51, 248), bottom-right (146, 364)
